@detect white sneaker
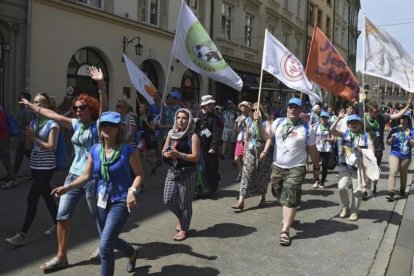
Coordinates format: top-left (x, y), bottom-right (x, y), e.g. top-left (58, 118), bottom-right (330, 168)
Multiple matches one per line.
top-left (1, 180), bottom-right (17, 189)
top-left (44, 225), bottom-right (57, 235)
top-left (339, 207), bottom-right (349, 218)
top-left (5, 233), bottom-right (26, 245)
top-left (313, 181), bottom-right (320, 188)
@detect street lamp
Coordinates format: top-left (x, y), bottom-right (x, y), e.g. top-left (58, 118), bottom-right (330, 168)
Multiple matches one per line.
top-left (122, 36), bottom-right (143, 61)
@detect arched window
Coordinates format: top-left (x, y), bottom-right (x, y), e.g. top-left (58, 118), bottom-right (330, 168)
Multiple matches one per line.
top-left (181, 69), bottom-right (200, 104)
top-left (67, 48), bottom-right (109, 99)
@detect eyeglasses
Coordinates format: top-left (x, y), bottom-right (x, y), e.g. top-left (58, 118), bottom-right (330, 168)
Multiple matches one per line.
top-left (288, 104), bottom-right (299, 109)
top-left (251, 109), bottom-right (257, 112)
top-left (100, 122), bottom-right (118, 128)
top-left (72, 105), bottom-right (87, 111)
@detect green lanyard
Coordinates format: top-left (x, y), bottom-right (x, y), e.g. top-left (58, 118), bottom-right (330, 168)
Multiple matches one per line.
top-left (282, 119), bottom-right (300, 141)
top-left (350, 132), bottom-right (363, 147)
top-left (365, 114), bottom-right (380, 131)
top-left (35, 119), bottom-right (48, 136)
top-left (99, 144), bottom-right (122, 181)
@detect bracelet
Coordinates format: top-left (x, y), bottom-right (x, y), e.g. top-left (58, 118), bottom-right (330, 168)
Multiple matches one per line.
top-left (128, 187), bottom-right (136, 193)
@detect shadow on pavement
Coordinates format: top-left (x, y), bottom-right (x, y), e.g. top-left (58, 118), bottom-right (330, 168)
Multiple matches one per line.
top-left (144, 264), bottom-right (220, 275)
top-left (133, 241), bottom-right (217, 261)
top-left (190, 223), bottom-right (256, 239)
top-left (299, 199), bottom-right (340, 211)
top-left (359, 209), bottom-right (402, 225)
top-left (292, 219), bottom-right (359, 240)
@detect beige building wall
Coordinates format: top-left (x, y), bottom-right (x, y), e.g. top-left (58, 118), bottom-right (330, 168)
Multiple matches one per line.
top-left (29, 0), bottom-right (210, 108)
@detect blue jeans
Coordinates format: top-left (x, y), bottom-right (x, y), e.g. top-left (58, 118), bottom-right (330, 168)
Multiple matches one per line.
top-left (97, 201), bottom-right (133, 276)
top-left (56, 173), bottom-right (97, 220)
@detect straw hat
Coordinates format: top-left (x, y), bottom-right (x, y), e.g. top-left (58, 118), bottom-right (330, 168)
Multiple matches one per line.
top-left (200, 95), bottom-right (216, 107)
top-left (238, 101), bottom-right (251, 110)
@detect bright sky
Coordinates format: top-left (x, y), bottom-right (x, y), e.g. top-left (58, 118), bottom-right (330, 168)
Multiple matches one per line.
top-left (355, 0), bottom-right (414, 72)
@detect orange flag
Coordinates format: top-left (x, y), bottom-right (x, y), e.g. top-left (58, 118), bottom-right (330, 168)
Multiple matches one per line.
top-left (306, 27), bottom-right (360, 102)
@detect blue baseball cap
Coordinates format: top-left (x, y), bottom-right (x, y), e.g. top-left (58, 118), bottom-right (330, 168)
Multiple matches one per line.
top-left (287, 98), bottom-right (302, 107)
top-left (402, 112), bottom-right (411, 118)
top-left (320, 111), bottom-right (329, 117)
top-left (100, 111), bottom-right (121, 124)
top-left (347, 114), bottom-right (361, 122)
top-left (168, 91), bottom-right (181, 100)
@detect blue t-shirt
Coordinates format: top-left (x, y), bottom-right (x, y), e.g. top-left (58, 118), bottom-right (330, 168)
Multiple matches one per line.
top-left (387, 127), bottom-right (414, 159)
top-left (91, 143), bottom-right (135, 203)
top-left (70, 119), bottom-right (98, 175)
top-left (149, 103), bottom-right (161, 121)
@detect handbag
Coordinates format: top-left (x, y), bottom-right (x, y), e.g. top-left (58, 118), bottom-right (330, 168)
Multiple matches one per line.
top-left (327, 146), bottom-right (337, 170)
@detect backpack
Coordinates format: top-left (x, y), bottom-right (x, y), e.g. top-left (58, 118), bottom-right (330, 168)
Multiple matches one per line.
top-left (5, 111), bottom-right (20, 137)
top-left (275, 118), bottom-right (310, 145)
top-left (31, 119), bottom-right (67, 171)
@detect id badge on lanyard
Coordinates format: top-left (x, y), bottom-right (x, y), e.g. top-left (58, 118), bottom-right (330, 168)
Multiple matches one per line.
top-left (97, 182), bottom-right (108, 209)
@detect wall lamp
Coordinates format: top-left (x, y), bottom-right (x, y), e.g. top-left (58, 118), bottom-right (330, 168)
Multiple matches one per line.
top-left (122, 36), bottom-right (143, 61)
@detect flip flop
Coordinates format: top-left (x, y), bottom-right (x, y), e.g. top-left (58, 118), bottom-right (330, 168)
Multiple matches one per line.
top-left (173, 230), bottom-right (187, 241)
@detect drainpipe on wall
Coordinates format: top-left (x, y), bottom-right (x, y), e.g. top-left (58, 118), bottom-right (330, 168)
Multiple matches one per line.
top-left (25, 0), bottom-right (32, 92)
top-left (304, 0), bottom-right (310, 66)
top-left (208, 0), bottom-right (214, 97)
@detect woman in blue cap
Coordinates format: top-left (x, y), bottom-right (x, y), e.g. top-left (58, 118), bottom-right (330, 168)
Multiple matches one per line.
top-left (385, 112), bottom-right (414, 201)
top-left (312, 111), bottom-right (335, 188)
top-left (52, 111), bottom-right (144, 275)
top-left (330, 111), bottom-right (374, 221)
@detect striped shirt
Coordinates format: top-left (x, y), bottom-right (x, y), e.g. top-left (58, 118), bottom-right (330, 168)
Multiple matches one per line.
top-left (29, 119), bottom-right (59, 170)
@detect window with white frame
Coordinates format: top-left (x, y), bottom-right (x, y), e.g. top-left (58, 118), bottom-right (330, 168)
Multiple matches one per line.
top-left (221, 2), bottom-right (233, 40)
top-left (140, 0), bottom-right (160, 26)
top-left (245, 13), bottom-right (254, 47)
top-left (77, 0), bottom-right (103, 8)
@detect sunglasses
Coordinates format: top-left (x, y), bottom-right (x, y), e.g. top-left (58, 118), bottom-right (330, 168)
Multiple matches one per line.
top-left (116, 104), bottom-right (122, 108)
top-left (251, 109), bottom-right (257, 112)
top-left (72, 105), bottom-right (87, 111)
top-left (100, 122), bottom-right (118, 128)
top-left (288, 104), bottom-right (299, 109)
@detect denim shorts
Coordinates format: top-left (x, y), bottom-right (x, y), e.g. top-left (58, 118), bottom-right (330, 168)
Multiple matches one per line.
top-left (56, 173), bottom-right (97, 220)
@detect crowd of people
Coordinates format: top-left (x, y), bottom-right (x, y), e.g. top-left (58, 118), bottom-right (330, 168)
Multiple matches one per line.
top-left (0, 65), bottom-right (413, 274)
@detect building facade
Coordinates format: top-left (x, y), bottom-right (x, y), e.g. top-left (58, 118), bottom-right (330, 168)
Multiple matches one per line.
top-left (2, 0), bottom-right (360, 114)
top-left (0, 0), bottom-right (28, 111)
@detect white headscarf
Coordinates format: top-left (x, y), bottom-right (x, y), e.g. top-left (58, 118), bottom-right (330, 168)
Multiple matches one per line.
top-left (168, 108), bottom-right (195, 140)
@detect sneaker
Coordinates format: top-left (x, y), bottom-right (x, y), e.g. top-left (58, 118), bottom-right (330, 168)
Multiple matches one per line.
top-left (318, 183), bottom-right (325, 189)
top-left (44, 225), bottom-right (57, 235)
top-left (1, 180), bottom-right (17, 189)
top-left (5, 233), bottom-right (26, 245)
top-left (400, 191), bottom-right (407, 198)
top-left (386, 192), bottom-right (395, 202)
top-left (339, 207), bottom-right (349, 218)
top-left (349, 213), bottom-right (358, 221)
top-left (313, 181), bottom-right (320, 188)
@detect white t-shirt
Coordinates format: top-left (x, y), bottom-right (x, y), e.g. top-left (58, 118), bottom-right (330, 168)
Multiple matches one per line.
top-left (336, 115), bottom-right (349, 133)
top-left (313, 123), bottom-right (332, 152)
top-left (269, 118), bottom-right (316, 169)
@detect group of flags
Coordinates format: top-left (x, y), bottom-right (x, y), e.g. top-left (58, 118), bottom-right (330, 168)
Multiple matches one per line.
top-left (124, 0), bottom-right (413, 106)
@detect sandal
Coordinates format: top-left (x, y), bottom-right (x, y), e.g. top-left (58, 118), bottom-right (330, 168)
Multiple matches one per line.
top-left (279, 231), bottom-right (291, 246)
top-left (40, 257), bottom-right (69, 271)
top-left (127, 246), bottom-right (140, 273)
top-left (176, 221), bottom-right (181, 232)
top-left (89, 246), bottom-right (100, 261)
top-left (173, 230), bottom-right (187, 241)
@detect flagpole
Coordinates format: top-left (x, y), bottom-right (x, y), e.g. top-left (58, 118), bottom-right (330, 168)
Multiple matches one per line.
top-left (159, 0), bottom-right (185, 123)
top-left (362, 15), bottom-right (366, 132)
top-left (257, 29), bottom-right (268, 105)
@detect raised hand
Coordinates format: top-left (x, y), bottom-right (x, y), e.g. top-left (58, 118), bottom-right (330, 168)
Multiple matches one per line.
top-left (89, 66), bottom-right (104, 82)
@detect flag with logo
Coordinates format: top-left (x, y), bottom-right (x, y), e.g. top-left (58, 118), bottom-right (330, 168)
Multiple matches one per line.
top-left (123, 54), bottom-right (157, 104)
top-left (306, 27), bottom-right (360, 102)
top-left (172, 1), bottom-right (243, 91)
top-left (364, 17), bottom-right (414, 92)
top-left (262, 30), bottom-right (321, 102)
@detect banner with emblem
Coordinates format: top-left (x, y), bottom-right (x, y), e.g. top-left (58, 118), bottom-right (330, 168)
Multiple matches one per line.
top-left (172, 1), bottom-right (243, 91)
top-left (262, 30), bottom-right (321, 101)
top-left (123, 54), bottom-right (157, 104)
top-left (306, 27), bottom-right (360, 102)
top-left (364, 17), bottom-right (414, 92)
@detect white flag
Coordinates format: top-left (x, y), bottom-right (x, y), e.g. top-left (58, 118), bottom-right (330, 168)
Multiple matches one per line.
top-left (262, 30), bottom-right (321, 101)
top-left (364, 17), bottom-right (414, 92)
top-left (123, 54), bottom-right (157, 104)
top-left (172, 1), bottom-right (243, 91)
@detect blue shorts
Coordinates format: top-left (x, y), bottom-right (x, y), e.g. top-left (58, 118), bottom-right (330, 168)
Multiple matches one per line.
top-left (56, 173), bottom-right (97, 220)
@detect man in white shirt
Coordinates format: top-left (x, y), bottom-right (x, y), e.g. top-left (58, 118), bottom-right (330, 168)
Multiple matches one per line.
top-left (257, 97), bottom-right (320, 246)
